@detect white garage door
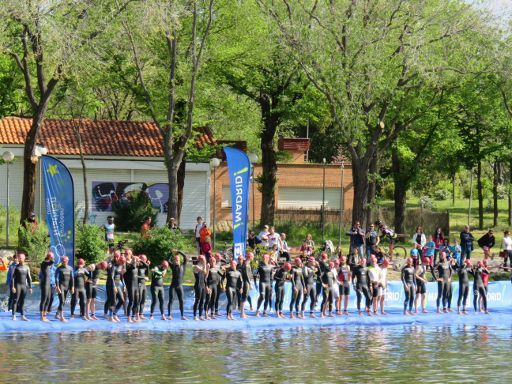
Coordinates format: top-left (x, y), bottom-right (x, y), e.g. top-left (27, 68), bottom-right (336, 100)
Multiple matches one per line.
top-left (278, 187), bottom-right (341, 210)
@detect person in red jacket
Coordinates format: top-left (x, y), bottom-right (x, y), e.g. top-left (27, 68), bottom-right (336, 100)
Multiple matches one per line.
top-left (201, 236), bottom-right (212, 261)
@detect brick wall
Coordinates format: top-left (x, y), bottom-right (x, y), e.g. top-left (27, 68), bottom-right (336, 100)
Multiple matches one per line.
top-left (210, 162), bottom-right (354, 229)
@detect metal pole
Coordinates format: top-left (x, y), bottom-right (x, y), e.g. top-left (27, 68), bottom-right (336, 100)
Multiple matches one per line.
top-left (6, 162), bottom-right (10, 247)
top-left (322, 162), bottom-right (326, 242)
top-left (213, 167), bottom-right (216, 250)
top-left (468, 169), bottom-right (473, 226)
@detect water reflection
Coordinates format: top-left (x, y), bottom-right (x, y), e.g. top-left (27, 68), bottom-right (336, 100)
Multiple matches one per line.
top-left (0, 325), bottom-right (509, 383)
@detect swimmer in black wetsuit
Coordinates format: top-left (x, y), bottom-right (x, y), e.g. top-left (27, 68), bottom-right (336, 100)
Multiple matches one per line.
top-left (401, 257), bottom-right (416, 315)
top-left (337, 255), bottom-right (351, 315)
top-left (55, 256), bottom-right (74, 322)
top-left (39, 251), bottom-right (55, 322)
top-left (353, 258), bottom-right (372, 316)
top-left (457, 259), bottom-right (471, 315)
top-left (110, 255), bottom-right (126, 322)
top-left (70, 258), bottom-right (90, 320)
top-left (124, 253), bottom-right (140, 323)
top-left (274, 262), bottom-right (291, 318)
top-left (470, 261), bottom-right (489, 314)
top-left (205, 257), bottom-right (224, 320)
top-left (86, 261), bottom-right (106, 320)
top-left (434, 252), bottom-right (454, 313)
top-left (302, 256), bottom-right (319, 318)
top-left (11, 253), bottom-right (32, 321)
top-left (225, 260), bottom-right (243, 320)
top-left (168, 251), bottom-right (187, 320)
top-left (321, 261), bottom-right (337, 318)
top-left (290, 257), bottom-right (306, 319)
top-left (193, 255), bottom-right (209, 321)
top-left (316, 252), bottom-right (330, 304)
top-left (238, 252), bottom-right (254, 319)
top-left (137, 254), bottom-right (150, 320)
top-left (414, 257), bottom-right (429, 314)
top-left (256, 254), bottom-right (274, 317)
top-left (213, 253), bottom-right (227, 316)
top-left (150, 260), bottom-right (169, 320)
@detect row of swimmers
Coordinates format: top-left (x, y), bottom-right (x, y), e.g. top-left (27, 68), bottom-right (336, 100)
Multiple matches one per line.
top-left (7, 249), bottom-right (492, 322)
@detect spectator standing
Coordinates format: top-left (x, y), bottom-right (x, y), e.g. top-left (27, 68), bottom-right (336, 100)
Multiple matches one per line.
top-left (258, 225), bottom-right (270, 247)
top-left (365, 223), bottom-right (380, 259)
top-left (141, 217), bottom-right (152, 238)
top-left (432, 227), bottom-right (445, 265)
top-left (477, 229), bottom-right (496, 260)
top-left (194, 217), bottom-right (204, 255)
top-left (347, 222), bottom-right (365, 261)
top-left (167, 217), bottom-right (180, 232)
top-left (200, 223), bottom-right (212, 247)
top-left (104, 216), bottom-right (115, 244)
top-left (502, 230), bottom-right (512, 268)
top-left (280, 233), bottom-right (291, 261)
top-left (425, 235), bottom-right (436, 266)
top-left (460, 225), bottom-right (474, 264)
top-left (412, 227), bottom-right (426, 250)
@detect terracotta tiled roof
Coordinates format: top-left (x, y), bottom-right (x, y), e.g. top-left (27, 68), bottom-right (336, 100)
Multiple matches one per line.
top-left (0, 117), bottom-right (216, 157)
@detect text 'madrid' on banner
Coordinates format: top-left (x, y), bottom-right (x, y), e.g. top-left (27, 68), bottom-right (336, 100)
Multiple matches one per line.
top-left (42, 156), bottom-right (75, 266)
top-left (224, 147), bottom-right (251, 259)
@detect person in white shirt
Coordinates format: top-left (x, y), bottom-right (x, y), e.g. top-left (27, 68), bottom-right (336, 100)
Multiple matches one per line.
top-left (368, 255), bottom-right (381, 315)
top-left (502, 230), bottom-right (512, 269)
top-left (379, 258), bottom-right (389, 315)
top-left (280, 233), bottom-right (290, 261)
top-left (194, 216), bottom-right (204, 255)
top-left (104, 216), bottom-right (115, 244)
top-left (412, 226), bottom-right (427, 250)
top-left (267, 226), bottom-right (280, 249)
top-left (258, 225), bottom-right (270, 247)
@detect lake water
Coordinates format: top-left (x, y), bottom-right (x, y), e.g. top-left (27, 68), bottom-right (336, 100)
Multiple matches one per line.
top-left (0, 324), bottom-right (509, 383)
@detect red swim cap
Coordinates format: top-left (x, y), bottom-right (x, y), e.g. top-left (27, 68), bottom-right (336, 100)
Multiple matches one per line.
top-left (118, 256), bottom-right (126, 264)
top-left (161, 260), bottom-right (169, 269)
top-left (61, 256), bottom-right (69, 264)
top-left (98, 261), bottom-right (108, 270)
top-left (294, 257), bottom-right (302, 265)
top-left (139, 254), bottom-right (147, 263)
top-left (77, 258), bottom-right (85, 266)
top-left (308, 257), bottom-right (315, 263)
top-left (283, 262), bottom-right (292, 271)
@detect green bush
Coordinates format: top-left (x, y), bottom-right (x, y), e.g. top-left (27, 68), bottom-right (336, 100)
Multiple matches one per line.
top-left (112, 191), bottom-right (157, 232)
top-left (132, 226), bottom-right (189, 265)
top-left (76, 224), bottom-right (107, 264)
top-left (17, 221), bottom-right (51, 267)
top-left (433, 189), bottom-right (450, 201)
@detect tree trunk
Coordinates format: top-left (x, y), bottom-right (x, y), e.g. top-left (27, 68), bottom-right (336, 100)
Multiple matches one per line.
top-left (509, 158), bottom-right (512, 226)
top-left (168, 158), bottom-right (181, 223)
top-left (452, 173), bottom-right (456, 206)
top-left (391, 147), bottom-right (406, 234)
top-left (351, 158), bottom-right (369, 226)
top-left (493, 161), bottom-right (498, 227)
top-left (477, 160), bottom-right (484, 230)
top-left (20, 115), bottom-right (44, 224)
top-left (366, 151), bottom-right (378, 227)
top-left (259, 96), bottom-right (279, 226)
top-left (177, 156), bottom-right (186, 223)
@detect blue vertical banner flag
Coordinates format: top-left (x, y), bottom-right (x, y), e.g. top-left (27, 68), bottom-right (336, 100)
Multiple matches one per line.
top-left (224, 147), bottom-right (251, 258)
top-left (42, 155), bottom-right (75, 266)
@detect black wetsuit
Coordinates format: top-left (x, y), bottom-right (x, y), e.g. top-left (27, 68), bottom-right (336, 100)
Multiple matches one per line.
top-left (273, 268), bottom-right (288, 312)
top-left (85, 269), bottom-right (100, 300)
top-left (168, 255), bottom-right (187, 317)
top-left (125, 261), bottom-right (140, 317)
top-left (110, 264), bottom-right (125, 316)
top-left (71, 267), bottom-right (89, 317)
top-left (434, 262), bottom-right (453, 310)
top-left (256, 263), bottom-right (273, 313)
top-left (290, 266), bottom-right (306, 313)
top-left (39, 260), bottom-right (54, 312)
top-left (193, 266), bottom-right (207, 317)
top-left (11, 264), bottom-right (32, 316)
top-left (56, 265), bottom-right (74, 314)
top-left (302, 265), bottom-right (318, 313)
top-left (225, 268), bottom-right (242, 315)
top-left (316, 260), bottom-right (330, 302)
top-left (401, 266), bottom-right (416, 311)
top-left (457, 265), bottom-right (470, 308)
top-left (238, 262), bottom-right (253, 309)
top-left (150, 266), bottom-right (166, 315)
top-left (470, 267), bottom-right (487, 311)
top-left (321, 269), bottom-right (337, 313)
top-left (205, 266), bottom-right (224, 314)
top-left (416, 265), bottom-right (428, 294)
top-left (137, 261), bottom-right (149, 315)
top-left (353, 265), bottom-right (372, 311)
top-left (338, 265), bottom-right (351, 296)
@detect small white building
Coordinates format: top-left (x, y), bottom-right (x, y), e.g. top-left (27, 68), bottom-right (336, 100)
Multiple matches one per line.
top-left (0, 117), bottom-right (211, 230)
